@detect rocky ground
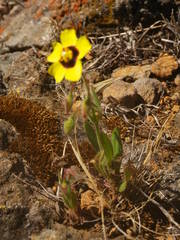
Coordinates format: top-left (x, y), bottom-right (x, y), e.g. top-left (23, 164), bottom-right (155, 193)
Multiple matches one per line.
top-left (0, 0), bottom-right (180, 239)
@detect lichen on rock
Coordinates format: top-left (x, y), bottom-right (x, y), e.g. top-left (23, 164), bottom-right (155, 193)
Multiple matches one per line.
top-left (0, 94), bottom-right (62, 185)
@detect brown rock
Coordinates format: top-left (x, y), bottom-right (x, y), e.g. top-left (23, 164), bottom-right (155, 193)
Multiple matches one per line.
top-left (174, 74), bottom-right (180, 86)
top-left (133, 77), bottom-right (163, 104)
top-left (103, 80), bottom-right (143, 108)
top-left (151, 54), bottom-right (178, 78)
top-left (112, 64), bottom-right (151, 80)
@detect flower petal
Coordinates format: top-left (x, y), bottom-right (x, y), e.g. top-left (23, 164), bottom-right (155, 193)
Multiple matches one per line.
top-left (65, 60), bottom-right (82, 82)
top-left (60, 29), bottom-right (77, 47)
top-left (48, 62), bottom-right (65, 83)
top-left (47, 42), bottom-right (62, 63)
top-left (76, 36), bottom-right (92, 60)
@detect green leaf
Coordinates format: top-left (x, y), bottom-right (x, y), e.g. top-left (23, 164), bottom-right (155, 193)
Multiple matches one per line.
top-left (84, 121), bottom-right (99, 152)
top-left (119, 180), bottom-right (127, 193)
top-left (63, 190), bottom-right (77, 209)
top-left (90, 86), bottom-right (101, 110)
top-left (111, 127), bottom-right (123, 158)
top-left (99, 131), bottom-right (113, 164)
top-left (100, 155), bottom-right (111, 176)
top-left (64, 115), bottom-right (75, 135)
top-left (93, 150), bottom-right (105, 173)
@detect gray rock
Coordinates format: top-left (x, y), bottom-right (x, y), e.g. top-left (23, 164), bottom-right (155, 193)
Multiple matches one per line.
top-left (133, 77), bottom-right (163, 104)
top-left (103, 80), bottom-right (144, 108)
top-left (0, 3), bottom-right (55, 51)
top-left (31, 223), bottom-right (103, 240)
top-left (158, 157), bottom-right (180, 209)
top-left (31, 224), bottom-right (102, 240)
top-left (31, 229), bottom-right (60, 240)
top-left (0, 49), bottom-right (49, 97)
top-left (27, 200), bottom-right (56, 232)
top-left (0, 52), bottom-right (21, 76)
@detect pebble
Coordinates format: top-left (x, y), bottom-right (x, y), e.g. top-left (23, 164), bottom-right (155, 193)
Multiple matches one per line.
top-left (174, 74), bottom-right (180, 86)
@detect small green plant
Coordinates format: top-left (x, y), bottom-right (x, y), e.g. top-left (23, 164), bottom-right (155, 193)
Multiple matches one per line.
top-left (58, 168), bottom-right (78, 210)
top-left (47, 29), bottom-right (131, 212)
top-left (82, 84), bottom-right (123, 177)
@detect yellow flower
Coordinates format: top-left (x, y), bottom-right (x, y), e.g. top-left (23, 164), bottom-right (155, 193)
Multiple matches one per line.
top-left (47, 29), bottom-right (92, 83)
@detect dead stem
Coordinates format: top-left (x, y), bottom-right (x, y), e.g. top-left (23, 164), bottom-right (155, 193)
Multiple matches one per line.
top-left (85, 19), bottom-right (180, 75)
top-left (112, 218), bottom-right (135, 240)
top-left (139, 188), bottom-right (180, 230)
top-left (13, 173), bottom-right (62, 202)
top-left (68, 138), bottom-right (107, 240)
top-left (143, 109), bottom-right (177, 165)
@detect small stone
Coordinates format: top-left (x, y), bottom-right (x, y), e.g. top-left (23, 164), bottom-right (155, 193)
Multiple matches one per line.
top-left (133, 77), bottom-right (163, 104)
top-left (0, 119), bottom-right (17, 150)
top-left (103, 80), bottom-right (143, 108)
top-left (151, 54), bottom-right (178, 78)
top-left (174, 74), bottom-right (180, 86)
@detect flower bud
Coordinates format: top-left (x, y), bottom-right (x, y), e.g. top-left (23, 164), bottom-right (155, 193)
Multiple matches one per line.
top-left (65, 92), bottom-right (73, 113)
top-left (64, 115), bottom-right (75, 135)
